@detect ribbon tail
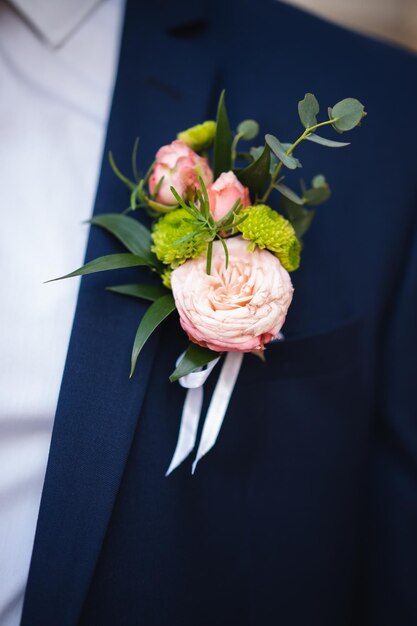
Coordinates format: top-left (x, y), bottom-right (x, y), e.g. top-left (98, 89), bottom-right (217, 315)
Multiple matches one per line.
top-left (165, 386), bottom-right (204, 476)
top-left (192, 351), bottom-right (244, 474)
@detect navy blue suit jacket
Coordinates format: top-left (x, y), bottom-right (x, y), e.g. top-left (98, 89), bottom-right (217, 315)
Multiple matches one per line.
top-left (21, 1), bottom-right (417, 624)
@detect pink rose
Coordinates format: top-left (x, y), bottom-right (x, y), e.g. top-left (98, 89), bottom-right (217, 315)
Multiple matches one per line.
top-left (148, 140), bottom-right (213, 206)
top-left (171, 236), bottom-right (293, 352)
top-left (207, 171), bottom-right (251, 222)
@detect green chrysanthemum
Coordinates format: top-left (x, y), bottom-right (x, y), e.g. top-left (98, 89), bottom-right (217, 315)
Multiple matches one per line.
top-left (236, 204), bottom-right (301, 271)
top-left (161, 268), bottom-right (173, 289)
top-left (151, 208), bottom-right (207, 268)
top-left (177, 120), bottom-right (216, 151)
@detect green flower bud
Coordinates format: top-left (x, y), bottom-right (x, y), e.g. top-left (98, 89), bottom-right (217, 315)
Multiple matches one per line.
top-left (236, 204), bottom-right (301, 272)
top-left (177, 121), bottom-right (216, 151)
top-left (151, 208), bottom-right (207, 268)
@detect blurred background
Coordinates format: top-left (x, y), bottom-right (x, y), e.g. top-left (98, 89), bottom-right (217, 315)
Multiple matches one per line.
top-left (286, 0), bottom-right (417, 51)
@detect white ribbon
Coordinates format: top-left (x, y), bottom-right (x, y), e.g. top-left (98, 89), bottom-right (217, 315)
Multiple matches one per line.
top-left (165, 351), bottom-right (244, 476)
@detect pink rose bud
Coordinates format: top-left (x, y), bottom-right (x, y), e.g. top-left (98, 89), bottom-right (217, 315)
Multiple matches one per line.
top-left (149, 140), bottom-right (213, 206)
top-left (207, 171), bottom-right (251, 222)
top-left (171, 236), bottom-right (294, 352)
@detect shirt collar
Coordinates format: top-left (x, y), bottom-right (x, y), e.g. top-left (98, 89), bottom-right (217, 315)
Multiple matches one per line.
top-left (8, 0), bottom-right (104, 47)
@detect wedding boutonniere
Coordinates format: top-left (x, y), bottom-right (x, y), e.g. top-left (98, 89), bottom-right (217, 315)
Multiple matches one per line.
top-left (50, 91), bottom-right (366, 474)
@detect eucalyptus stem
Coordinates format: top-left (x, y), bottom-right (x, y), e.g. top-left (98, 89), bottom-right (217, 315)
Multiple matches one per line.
top-left (261, 118), bottom-right (338, 203)
top-left (231, 133), bottom-right (243, 165)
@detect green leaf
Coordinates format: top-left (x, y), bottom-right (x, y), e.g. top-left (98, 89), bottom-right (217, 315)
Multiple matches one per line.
top-left (214, 198), bottom-right (241, 228)
top-left (108, 151), bottom-right (135, 190)
top-left (305, 133), bottom-right (350, 148)
top-left (130, 294), bottom-right (176, 377)
top-left (236, 144), bottom-right (271, 200)
top-left (169, 343), bottom-right (220, 382)
top-left (236, 151), bottom-right (253, 164)
top-left (275, 183), bottom-right (304, 205)
top-left (292, 211), bottom-right (315, 239)
top-left (265, 134), bottom-right (301, 170)
top-left (237, 119), bottom-right (259, 140)
top-left (232, 213), bottom-right (249, 229)
top-left (281, 199), bottom-right (315, 239)
top-left (47, 253), bottom-right (150, 283)
top-left (249, 146), bottom-right (263, 161)
top-left (303, 175), bottom-right (331, 205)
top-left (169, 186), bottom-right (200, 219)
top-left (331, 98), bottom-right (366, 132)
top-left (150, 175), bottom-right (165, 201)
top-left (130, 186), bottom-right (139, 211)
top-left (106, 283), bottom-right (168, 301)
top-left (213, 90), bottom-right (232, 178)
top-left (206, 239), bottom-right (213, 274)
top-left (217, 235), bottom-right (229, 269)
top-left (250, 146), bottom-right (278, 175)
top-left (304, 187), bottom-right (331, 206)
top-left (89, 213), bottom-right (159, 268)
top-left (199, 175), bottom-right (210, 219)
top-left (298, 93), bottom-right (319, 129)
top-left (328, 106), bottom-right (342, 134)
top-left (312, 174), bottom-right (326, 187)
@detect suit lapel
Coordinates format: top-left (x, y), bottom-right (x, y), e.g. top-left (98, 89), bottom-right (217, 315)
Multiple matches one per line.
top-left (21, 2), bottom-right (216, 624)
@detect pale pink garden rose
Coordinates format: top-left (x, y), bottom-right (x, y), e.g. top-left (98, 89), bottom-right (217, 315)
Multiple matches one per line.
top-left (207, 171), bottom-right (251, 222)
top-left (171, 236), bottom-right (294, 352)
top-left (148, 139), bottom-right (213, 206)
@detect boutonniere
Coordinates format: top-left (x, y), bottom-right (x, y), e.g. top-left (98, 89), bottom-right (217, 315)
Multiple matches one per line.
top-left (50, 91), bottom-right (366, 474)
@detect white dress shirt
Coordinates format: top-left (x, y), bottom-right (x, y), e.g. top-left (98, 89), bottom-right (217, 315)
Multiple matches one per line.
top-left (0, 1), bottom-right (125, 623)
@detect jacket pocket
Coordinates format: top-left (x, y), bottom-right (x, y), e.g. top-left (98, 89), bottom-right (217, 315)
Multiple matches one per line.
top-left (239, 317), bottom-right (363, 385)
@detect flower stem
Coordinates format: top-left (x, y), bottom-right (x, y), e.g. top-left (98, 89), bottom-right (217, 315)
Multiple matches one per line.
top-left (231, 133), bottom-right (243, 166)
top-left (206, 240), bottom-right (213, 274)
top-left (261, 118), bottom-right (338, 203)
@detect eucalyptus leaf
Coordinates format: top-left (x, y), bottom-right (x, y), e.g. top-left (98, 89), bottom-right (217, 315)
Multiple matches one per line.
top-left (331, 98), bottom-right (365, 132)
top-left (106, 283), bottom-right (168, 301)
top-left (265, 134), bottom-right (301, 170)
top-left (89, 213), bottom-right (159, 268)
top-left (306, 133), bottom-right (350, 148)
top-left (298, 93), bottom-right (319, 129)
top-left (302, 175), bottom-right (331, 206)
top-left (130, 294), bottom-right (176, 377)
top-left (236, 152), bottom-right (253, 163)
top-left (270, 154), bottom-right (279, 174)
top-left (292, 210), bottom-right (315, 239)
top-left (249, 146), bottom-right (263, 161)
top-left (281, 199), bottom-right (315, 239)
top-left (312, 174), bottom-right (326, 187)
top-left (236, 144), bottom-right (271, 200)
top-left (213, 90), bottom-right (232, 178)
top-left (274, 183), bottom-right (304, 205)
top-left (237, 119), bottom-right (259, 141)
top-left (169, 343), bottom-right (220, 382)
top-left (328, 106), bottom-right (343, 134)
top-left (46, 253), bottom-right (150, 283)
top-left (303, 185), bottom-right (331, 205)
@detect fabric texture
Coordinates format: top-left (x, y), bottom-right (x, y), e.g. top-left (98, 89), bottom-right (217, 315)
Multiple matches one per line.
top-left (21, 1), bottom-right (417, 625)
